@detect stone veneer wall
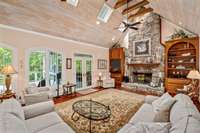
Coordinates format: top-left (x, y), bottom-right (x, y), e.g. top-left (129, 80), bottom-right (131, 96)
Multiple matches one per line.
top-left (125, 13), bottom-right (164, 89)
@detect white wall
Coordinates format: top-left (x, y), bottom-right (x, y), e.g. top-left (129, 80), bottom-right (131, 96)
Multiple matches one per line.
top-left (161, 18), bottom-right (195, 44)
top-left (0, 24), bottom-right (109, 97)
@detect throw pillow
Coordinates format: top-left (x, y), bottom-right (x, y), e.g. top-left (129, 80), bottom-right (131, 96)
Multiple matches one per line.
top-left (152, 92), bottom-right (172, 112)
top-left (123, 122), bottom-right (171, 133)
top-left (153, 96), bottom-right (176, 122)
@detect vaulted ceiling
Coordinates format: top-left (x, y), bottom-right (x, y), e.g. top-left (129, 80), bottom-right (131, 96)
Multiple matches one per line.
top-left (0, 0), bottom-right (199, 48)
top-left (0, 0), bottom-right (123, 48)
top-left (149, 0), bottom-right (200, 35)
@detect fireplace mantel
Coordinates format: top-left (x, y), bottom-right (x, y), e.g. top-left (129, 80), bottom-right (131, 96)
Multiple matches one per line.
top-left (127, 63), bottom-right (160, 68)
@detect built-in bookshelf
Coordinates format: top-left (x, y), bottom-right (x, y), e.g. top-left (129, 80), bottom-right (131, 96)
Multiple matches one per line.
top-left (165, 37), bottom-right (199, 94)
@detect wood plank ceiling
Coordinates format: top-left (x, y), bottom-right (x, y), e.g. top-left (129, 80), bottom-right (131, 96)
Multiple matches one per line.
top-left (149, 0), bottom-right (200, 35)
top-left (0, 0), bottom-right (123, 48)
top-left (2, 0), bottom-right (197, 48)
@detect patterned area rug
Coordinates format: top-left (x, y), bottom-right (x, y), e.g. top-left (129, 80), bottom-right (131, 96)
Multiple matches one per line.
top-left (55, 89), bottom-right (144, 133)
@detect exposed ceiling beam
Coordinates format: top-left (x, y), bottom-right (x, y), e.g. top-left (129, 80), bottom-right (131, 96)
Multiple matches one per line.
top-left (128, 7), bottom-right (153, 20)
top-left (122, 0), bottom-right (149, 15)
top-left (114, 0), bottom-right (133, 9)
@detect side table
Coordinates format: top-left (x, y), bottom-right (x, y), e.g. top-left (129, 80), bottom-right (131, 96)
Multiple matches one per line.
top-left (97, 80), bottom-right (103, 89)
top-left (63, 83), bottom-right (76, 95)
top-left (0, 92), bottom-right (16, 102)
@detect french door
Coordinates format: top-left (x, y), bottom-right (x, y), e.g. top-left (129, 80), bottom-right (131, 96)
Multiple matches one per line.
top-left (75, 55), bottom-right (92, 90)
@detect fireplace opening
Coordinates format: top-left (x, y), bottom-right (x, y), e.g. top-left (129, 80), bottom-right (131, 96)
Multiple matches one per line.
top-left (133, 72), bottom-right (152, 85)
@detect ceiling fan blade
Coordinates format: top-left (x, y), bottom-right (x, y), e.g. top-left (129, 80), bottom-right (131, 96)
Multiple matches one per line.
top-left (123, 27), bottom-right (129, 33)
top-left (130, 21), bottom-right (141, 26)
top-left (130, 27), bottom-right (138, 30)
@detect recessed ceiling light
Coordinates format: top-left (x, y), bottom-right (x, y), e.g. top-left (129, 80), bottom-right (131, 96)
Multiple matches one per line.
top-left (179, 21), bottom-right (182, 25)
top-left (96, 21), bottom-right (100, 25)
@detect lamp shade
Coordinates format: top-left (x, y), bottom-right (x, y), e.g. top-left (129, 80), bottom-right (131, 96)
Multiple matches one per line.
top-left (187, 70), bottom-right (200, 80)
top-left (0, 65), bottom-right (17, 75)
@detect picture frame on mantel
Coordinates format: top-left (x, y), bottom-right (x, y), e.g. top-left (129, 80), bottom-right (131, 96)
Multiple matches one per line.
top-left (98, 59), bottom-right (107, 69)
top-left (133, 38), bottom-right (151, 57)
top-left (66, 58), bottom-right (72, 69)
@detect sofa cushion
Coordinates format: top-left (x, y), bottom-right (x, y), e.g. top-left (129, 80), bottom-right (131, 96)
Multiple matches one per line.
top-left (129, 103), bottom-right (155, 124)
top-left (26, 87), bottom-right (39, 94)
top-left (170, 116), bottom-right (200, 133)
top-left (0, 98), bottom-right (25, 120)
top-left (118, 122), bottom-right (171, 133)
top-left (170, 94), bottom-right (200, 123)
top-left (152, 92), bottom-right (175, 112)
top-left (37, 123), bottom-right (75, 133)
top-left (0, 112), bottom-right (28, 133)
top-left (25, 112), bottom-right (62, 133)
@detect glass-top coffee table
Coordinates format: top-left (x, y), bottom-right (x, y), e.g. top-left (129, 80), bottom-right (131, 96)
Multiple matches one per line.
top-left (71, 99), bottom-right (111, 133)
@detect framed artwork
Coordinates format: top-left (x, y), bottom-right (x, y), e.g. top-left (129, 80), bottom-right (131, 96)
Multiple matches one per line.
top-left (133, 38), bottom-right (151, 57)
top-left (98, 59), bottom-right (107, 69)
top-left (66, 58), bottom-right (72, 69)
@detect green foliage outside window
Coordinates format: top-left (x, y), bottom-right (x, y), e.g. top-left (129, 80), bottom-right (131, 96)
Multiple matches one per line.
top-left (0, 48), bottom-right (12, 85)
top-left (29, 52), bottom-right (45, 82)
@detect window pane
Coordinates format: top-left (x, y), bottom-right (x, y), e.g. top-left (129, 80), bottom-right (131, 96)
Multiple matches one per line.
top-left (29, 52), bottom-right (45, 86)
top-left (0, 47), bottom-right (12, 91)
top-left (49, 52), bottom-right (62, 86)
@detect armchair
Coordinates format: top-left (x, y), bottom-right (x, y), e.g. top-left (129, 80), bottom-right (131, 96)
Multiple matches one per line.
top-left (102, 73), bottom-right (115, 88)
top-left (24, 86), bottom-right (54, 105)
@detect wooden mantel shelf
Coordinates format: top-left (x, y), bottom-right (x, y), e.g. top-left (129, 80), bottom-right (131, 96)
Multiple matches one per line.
top-left (127, 63), bottom-right (160, 68)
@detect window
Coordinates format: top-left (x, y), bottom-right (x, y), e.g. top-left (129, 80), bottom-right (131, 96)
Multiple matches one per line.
top-left (97, 3), bottom-right (113, 23)
top-left (29, 51), bottom-right (46, 85)
top-left (0, 47), bottom-right (12, 91)
top-left (28, 50), bottom-right (62, 87)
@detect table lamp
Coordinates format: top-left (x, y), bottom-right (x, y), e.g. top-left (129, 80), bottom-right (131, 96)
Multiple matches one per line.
top-left (0, 65), bottom-right (17, 95)
top-left (187, 69), bottom-right (200, 98)
top-left (98, 72), bottom-right (102, 80)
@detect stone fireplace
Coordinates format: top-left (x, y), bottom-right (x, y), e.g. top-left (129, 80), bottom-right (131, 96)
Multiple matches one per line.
top-left (122, 13), bottom-right (165, 95)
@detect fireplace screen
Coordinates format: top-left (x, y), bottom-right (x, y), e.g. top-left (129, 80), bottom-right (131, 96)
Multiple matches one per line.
top-left (133, 72), bottom-right (152, 84)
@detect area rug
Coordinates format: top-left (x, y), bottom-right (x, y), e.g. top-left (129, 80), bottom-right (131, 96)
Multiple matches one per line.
top-left (77, 88), bottom-right (98, 95)
top-left (55, 89), bottom-right (144, 133)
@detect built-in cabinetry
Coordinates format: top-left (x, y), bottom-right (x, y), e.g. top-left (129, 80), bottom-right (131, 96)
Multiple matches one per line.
top-left (165, 37), bottom-right (199, 94)
top-left (109, 48), bottom-right (125, 88)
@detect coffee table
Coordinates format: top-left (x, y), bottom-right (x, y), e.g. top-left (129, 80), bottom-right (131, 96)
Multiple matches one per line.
top-left (71, 99), bottom-right (111, 133)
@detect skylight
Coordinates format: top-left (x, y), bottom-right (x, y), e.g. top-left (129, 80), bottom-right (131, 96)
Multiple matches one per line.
top-left (67, 0), bottom-right (79, 7)
top-left (97, 3), bottom-right (113, 23)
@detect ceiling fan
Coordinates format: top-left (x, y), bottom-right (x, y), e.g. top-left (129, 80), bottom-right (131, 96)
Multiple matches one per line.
top-left (116, 0), bottom-right (141, 33)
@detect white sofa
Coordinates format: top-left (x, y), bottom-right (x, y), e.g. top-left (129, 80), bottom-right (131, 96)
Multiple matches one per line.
top-left (24, 86), bottom-right (54, 105)
top-left (0, 98), bottom-right (74, 133)
top-left (118, 94), bottom-right (200, 133)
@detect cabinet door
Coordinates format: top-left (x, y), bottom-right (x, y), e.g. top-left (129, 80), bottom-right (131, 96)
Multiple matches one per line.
top-left (110, 49), bottom-right (119, 58)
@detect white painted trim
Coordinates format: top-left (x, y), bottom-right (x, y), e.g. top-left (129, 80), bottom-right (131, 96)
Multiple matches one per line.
top-left (0, 24), bottom-right (109, 50)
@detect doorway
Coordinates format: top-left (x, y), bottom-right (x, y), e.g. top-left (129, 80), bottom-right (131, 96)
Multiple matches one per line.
top-left (74, 54), bottom-right (92, 90)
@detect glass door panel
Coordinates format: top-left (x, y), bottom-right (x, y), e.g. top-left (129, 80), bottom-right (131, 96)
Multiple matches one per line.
top-left (76, 59), bottom-right (83, 89)
top-left (49, 52), bottom-right (62, 86)
top-left (86, 60), bottom-right (92, 86)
